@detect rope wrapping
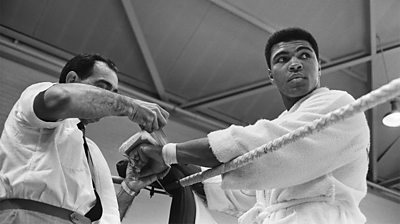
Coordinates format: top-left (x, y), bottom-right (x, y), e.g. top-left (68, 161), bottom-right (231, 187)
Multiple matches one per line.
top-left (180, 78), bottom-right (400, 187)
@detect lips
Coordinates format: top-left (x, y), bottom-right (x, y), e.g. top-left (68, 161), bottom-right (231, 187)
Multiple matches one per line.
top-left (288, 73), bottom-right (306, 82)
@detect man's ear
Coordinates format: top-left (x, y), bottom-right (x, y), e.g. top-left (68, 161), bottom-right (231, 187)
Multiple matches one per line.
top-left (65, 71), bottom-right (79, 83)
top-left (268, 69), bottom-right (275, 84)
top-left (318, 61), bottom-right (322, 77)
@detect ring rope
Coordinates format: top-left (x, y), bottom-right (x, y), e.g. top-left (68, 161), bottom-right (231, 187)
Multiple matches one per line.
top-left (179, 78), bottom-right (400, 187)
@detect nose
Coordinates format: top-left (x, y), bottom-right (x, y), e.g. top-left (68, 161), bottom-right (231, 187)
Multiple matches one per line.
top-left (288, 58), bottom-right (303, 72)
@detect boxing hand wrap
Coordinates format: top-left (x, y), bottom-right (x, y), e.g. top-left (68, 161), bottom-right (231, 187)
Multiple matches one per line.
top-left (162, 143), bottom-right (177, 165)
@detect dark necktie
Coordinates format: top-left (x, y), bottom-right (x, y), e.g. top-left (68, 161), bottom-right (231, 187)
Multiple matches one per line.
top-left (77, 122), bottom-right (103, 222)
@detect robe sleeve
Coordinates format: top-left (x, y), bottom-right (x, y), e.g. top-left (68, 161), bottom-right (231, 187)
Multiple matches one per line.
top-left (203, 174), bottom-right (256, 217)
top-left (207, 90), bottom-right (370, 190)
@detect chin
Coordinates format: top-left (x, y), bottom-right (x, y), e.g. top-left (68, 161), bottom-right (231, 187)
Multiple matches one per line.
top-left (286, 90), bottom-right (309, 98)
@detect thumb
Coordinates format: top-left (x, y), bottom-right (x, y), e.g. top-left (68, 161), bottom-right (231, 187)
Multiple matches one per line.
top-left (140, 174), bottom-right (158, 185)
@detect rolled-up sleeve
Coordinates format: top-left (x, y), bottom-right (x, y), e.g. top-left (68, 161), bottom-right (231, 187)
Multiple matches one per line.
top-left (17, 82), bottom-right (62, 129)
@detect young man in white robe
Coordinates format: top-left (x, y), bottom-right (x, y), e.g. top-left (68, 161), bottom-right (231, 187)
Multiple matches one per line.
top-left (131, 27), bottom-right (370, 224)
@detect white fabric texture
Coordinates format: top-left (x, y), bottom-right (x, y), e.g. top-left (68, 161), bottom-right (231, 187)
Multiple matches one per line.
top-left (205, 87), bottom-right (370, 224)
top-left (0, 82), bottom-right (119, 223)
top-left (86, 138), bottom-right (120, 224)
top-left (203, 174), bottom-right (256, 218)
top-left (162, 143), bottom-right (177, 165)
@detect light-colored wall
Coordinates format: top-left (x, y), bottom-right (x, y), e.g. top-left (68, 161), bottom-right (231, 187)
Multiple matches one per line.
top-left (1, 56), bottom-right (399, 223)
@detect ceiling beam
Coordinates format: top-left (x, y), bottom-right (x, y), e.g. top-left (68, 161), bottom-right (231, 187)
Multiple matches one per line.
top-left (0, 34), bottom-right (65, 74)
top-left (0, 26), bottom-right (74, 60)
top-left (367, 0), bottom-right (378, 183)
top-left (379, 177), bottom-right (400, 188)
top-left (377, 135), bottom-right (400, 162)
top-left (367, 181), bottom-right (400, 199)
top-left (319, 54), bottom-right (367, 82)
top-left (210, 0), bottom-right (277, 33)
top-left (181, 80), bottom-right (273, 109)
top-left (322, 51), bottom-right (366, 67)
top-left (120, 0), bottom-right (168, 101)
top-left (322, 45), bottom-right (400, 74)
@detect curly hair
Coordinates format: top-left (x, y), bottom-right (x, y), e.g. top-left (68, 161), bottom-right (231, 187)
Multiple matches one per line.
top-left (59, 54), bottom-right (118, 83)
top-left (265, 27), bottom-right (319, 69)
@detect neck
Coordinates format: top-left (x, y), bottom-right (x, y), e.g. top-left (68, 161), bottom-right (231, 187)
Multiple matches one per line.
top-left (281, 95), bottom-right (303, 110)
top-left (281, 87), bottom-right (320, 110)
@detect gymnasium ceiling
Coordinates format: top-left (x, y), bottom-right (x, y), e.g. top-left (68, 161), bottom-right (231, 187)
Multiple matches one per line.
top-left (1, 0), bottom-right (399, 201)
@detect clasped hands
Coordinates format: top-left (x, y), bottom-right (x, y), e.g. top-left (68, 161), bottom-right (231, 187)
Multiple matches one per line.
top-left (120, 131), bottom-right (170, 185)
top-left (128, 143), bottom-right (169, 180)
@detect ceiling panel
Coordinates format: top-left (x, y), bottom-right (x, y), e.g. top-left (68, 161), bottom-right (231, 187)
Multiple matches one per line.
top-left (322, 70), bottom-right (368, 98)
top-left (0, 0), bottom-right (47, 35)
top-left (226, 0), bottom-right (368, 59)
top-left (377, 139), bottom-right (400, 180)
top-left (203, 87), bottom-right (284, 124)
top-left (375, 0), bottom-right (400, 47)
top-left (163, 3), bottom-right (268, 100)
top-left (0, 0), bottom-right (157, 94)
top-left (131, 0), bottom-right (212, 74)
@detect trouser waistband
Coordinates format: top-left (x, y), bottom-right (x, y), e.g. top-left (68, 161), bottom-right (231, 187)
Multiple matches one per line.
top-left (0, 198), bottom-right (91, 224)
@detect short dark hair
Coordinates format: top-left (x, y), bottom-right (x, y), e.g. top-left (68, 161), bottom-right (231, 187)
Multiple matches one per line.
top-left (265, 27), bottom-right (319, 69)
top-left (59, 54), bottom-right (118, 83)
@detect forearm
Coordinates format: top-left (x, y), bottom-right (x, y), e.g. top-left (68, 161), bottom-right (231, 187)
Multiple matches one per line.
top-left (116, 186), bottom-right (136, 220)
top-left (60, 84), bottom-right (132, 118)
top-left (176, 138), bottom-right (222, 167)
top-left (36, 83), bottom-right (133, 121)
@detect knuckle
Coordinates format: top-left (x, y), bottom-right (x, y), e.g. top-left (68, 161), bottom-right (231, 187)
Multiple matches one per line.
top-left (139, 144), bottom-right (146, 151)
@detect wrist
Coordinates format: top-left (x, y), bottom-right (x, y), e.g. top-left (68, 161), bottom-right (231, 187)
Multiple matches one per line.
top-left (121, 180), bottom-right (140, 197)
top-left (118, 95), bottom-right (137, 117)
top-left (162, 143), bottom-right (177, 165)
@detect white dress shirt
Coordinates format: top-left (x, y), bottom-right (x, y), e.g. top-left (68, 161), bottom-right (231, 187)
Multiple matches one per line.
top-left (0, 82), bottom-right (119, 223)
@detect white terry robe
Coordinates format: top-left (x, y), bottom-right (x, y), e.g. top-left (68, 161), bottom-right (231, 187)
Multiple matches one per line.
top-left (204, 87), bottom-right (370, 224)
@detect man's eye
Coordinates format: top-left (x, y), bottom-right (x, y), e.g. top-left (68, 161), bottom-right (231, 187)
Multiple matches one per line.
top-left (277, 57), bottom-right (287, 63)
top-left (300, 53), bottom-right (310, 59)
top-left (96, 84), bottom-right (106, 89)
top-left (95, 83), bottom-right (111, 91)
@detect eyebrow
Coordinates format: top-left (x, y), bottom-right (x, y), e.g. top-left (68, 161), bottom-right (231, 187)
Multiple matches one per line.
top-left (272, 45), bottom-right (314, 62)
top-left (296, 46), bottom-right (314, 53)
top-left (95, 80), bottom-right (118, 93)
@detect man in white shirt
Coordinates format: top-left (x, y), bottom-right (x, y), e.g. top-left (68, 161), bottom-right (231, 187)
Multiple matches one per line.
top-left (0, 54), bottom-right (169, 223)
top-left (131, 28), bottom-right (370, 224)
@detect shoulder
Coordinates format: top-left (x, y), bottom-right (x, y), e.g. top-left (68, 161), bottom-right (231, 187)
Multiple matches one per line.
top-left (308, 88), bottom-right (355, 107)
top-left (22, 82), bottom-right (55, 95)
top-left (294, 88), bottom-right (356, 114)
top-left (16, 82), bottom-right (64, 128)
top-left (19, 82), bottom-right (56, 104)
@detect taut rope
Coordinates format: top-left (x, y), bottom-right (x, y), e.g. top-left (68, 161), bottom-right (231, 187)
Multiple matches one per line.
top-left (179, 78), bottom-right (400, 187)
